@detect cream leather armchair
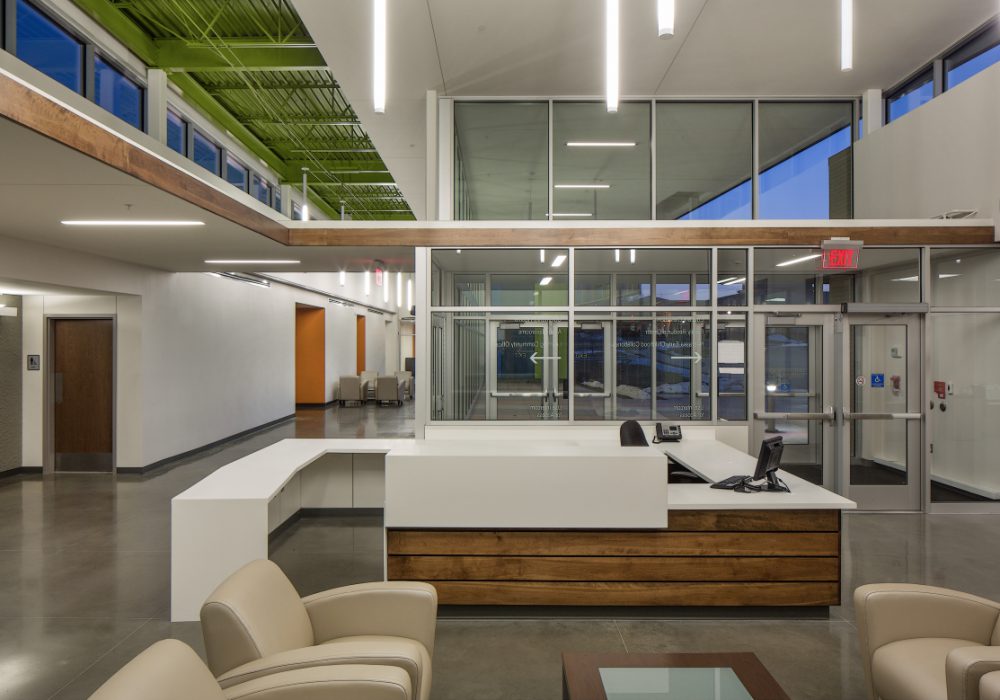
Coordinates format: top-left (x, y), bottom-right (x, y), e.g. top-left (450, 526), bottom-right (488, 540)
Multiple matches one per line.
top-left (981, 672), bottom-right (1000, 700)
top-left (89, 639), bottom-right (412, 700)
top-left (855, 584), bottom-right (1000, 700)
top-left (201, 560), bottom-right (437, 700)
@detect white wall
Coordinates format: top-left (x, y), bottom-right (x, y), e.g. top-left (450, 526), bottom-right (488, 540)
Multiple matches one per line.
top-left (855, 62), bottom-right (1000, 220)
top-left (1, 235), bottom-right (401, 469)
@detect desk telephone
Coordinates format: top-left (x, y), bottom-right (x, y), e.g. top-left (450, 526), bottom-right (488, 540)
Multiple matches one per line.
top-left (652, 423), bottom-right (682, 443)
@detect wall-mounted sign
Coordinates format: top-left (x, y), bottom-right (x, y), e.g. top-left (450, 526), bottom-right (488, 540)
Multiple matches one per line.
top-left (821, 238), bottom-right (863, 270)
top-left (26, 354), bottom-right (40, 371)
top-left (871, 373), bottom-right (885, 388)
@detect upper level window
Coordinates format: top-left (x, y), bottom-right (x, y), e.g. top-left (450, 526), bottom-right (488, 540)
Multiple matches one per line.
top-left (167, 110), bottom-right (187, 156)
top-left (253, 174), bottom-right (272, 206)
top-left (886, 70), bottom-right (934, 122)
top-left (226, 155), bottom-right (249, 191)
top-left (15, 0), bottom-right (83, 93)
top-left (292, 202), bottom-right (303, 220)
top-left (758, 102), bottom-right (853, 219)
top-left (274, 188), bottom-right (283, 213)
top-left (946, 22), bottom-right (1000, 89)
top-left (192, 130), bottom-right (221, 175)
top-left (94, 56), bottom-right (143, 129)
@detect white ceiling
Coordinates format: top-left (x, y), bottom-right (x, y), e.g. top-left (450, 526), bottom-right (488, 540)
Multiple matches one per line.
top-left (294, 0), bottom-right (999, 217)
top-left (0, 116), bottom-right (414, 272)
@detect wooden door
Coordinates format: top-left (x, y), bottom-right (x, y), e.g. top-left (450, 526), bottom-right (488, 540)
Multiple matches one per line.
top-left (295, 306), bottom-right (326, 404)
top-left (52, 319), bottom-right (113, 472)
top-left (356, 315), bottom-right (366, 373)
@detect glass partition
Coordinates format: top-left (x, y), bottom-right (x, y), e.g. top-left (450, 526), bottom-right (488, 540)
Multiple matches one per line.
top-left (718, 313), bottom-right (748, 421)
top-left (656, 102), bottom-right (752, 220)
top-left (454, 102), bottom-right (549, 220)
top-left (930, 249), bottom-right (1000, 306)
top-left (754, 248), bottom-right (920, 305)
top-left (552, 102), bottom-right (651, 220)
top-left (655, 312), bottom-right (712, 421)
top-left (930, 313), bottom-right (1000, 502)
top-left (757, 102), bottom-right (854, 219)
top-left (432, 249), bottom-right (569, 307)
top-left (574, 249), bottom-right (710, 306)
top-left (718, 250), bottom-right (748, 306)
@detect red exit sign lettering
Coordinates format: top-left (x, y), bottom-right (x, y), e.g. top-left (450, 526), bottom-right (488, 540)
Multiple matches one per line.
top-left (822, 248), bottom-right (860, 270)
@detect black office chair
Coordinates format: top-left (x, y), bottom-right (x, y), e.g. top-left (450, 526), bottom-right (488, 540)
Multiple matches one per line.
top-left (619, 420), bottom-right (649, 447)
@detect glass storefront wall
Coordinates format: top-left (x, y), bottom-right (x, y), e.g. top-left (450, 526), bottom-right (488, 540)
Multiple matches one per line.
top-left (754, 248), bottom-right (921, 305)
top-left (452, 99), bottom-right (855, 222)
top-left (431, 247), bottom-right (740, 424)
top-left (928, 248), bottom-right (1000, 503)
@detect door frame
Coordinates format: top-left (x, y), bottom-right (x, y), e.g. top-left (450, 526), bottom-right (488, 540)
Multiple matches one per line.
top-left (487, 317), bottom-right (565, 420)
top-left (839, 312), bottom-right (924, 511)
top-left (752, 309), bottom-right (925, 510)
top-left (44, 315), bottom-right (117, 475)
top-left (751, 311), bottom-right (837, 491)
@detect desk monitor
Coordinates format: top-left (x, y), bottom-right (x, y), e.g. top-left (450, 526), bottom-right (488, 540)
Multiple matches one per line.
top-left (753, 436), bottom-right (789, 492)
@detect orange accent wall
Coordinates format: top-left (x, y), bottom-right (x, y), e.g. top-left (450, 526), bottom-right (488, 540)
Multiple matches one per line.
top-left (356, 315), bottom-right (366, 373)
top-left (295, 307), bottom-right (326, 404)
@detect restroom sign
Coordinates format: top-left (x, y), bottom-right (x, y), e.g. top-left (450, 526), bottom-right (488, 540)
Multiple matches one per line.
top-left (871, 373), bottom-right (885, 388)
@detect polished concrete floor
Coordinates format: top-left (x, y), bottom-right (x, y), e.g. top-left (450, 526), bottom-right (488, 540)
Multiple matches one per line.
top-left (2, 401), bottom-right (1000, 699)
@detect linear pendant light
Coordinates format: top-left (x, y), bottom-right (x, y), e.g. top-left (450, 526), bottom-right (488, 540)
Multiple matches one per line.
top-left (841, 0), bottom-right (853, 71)
top-left (658, 0), bottom-right (675, 37)
top-left (62, 220), bottom-right (204, 226)
top-left (606, 0), bottom-right (619, 113)
top-left (374, 0), bottom-right (387, 113)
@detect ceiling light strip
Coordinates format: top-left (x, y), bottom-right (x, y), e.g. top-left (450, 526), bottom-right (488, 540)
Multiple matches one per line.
top-left (554, 184), bottom-right (611, 189)
top-left (566, 141), bottom-right (636, 148)
top-left (841, 0), bottom-right (853, 71)
top-left (658, 0), bottom-right (675, 37)
top-left (62, 220), bottom-right (205, 227)
top-left (205, 260), bottom-right (301, 265)
top-left (776, 254), bottom-right (822, 268)
top-left (606, 0), bottom-right (619, 113)
top-left (374, 0), bottom-right (387, 113)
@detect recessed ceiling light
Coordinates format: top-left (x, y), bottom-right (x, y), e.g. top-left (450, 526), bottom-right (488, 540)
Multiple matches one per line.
top-left (776, 254), bottom-right (821, 268)
top-left (551, 213), bottom-right (594, 218)
top-left (565, 141), bottom-right (636, 148)
top-left (539, 277), bottom-right (553, 286)
top-left (204, 259), bottom-right (301, 265)
top-left (721, 277), bottom-right (746, 286)
top-left (554, 184), bottom-right (611, 189)
top-left (62, 220), bottom-right (205, 226)
top-left (551, 255), bottom-right (568, 268)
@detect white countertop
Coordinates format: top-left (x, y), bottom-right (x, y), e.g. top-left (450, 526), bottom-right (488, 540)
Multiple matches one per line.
top-left (172, 436), bottom-right (854, 511)
top-left (662, 439), bottom-right (856, 510)
top-left (173, 438), bottom-right (412, 501)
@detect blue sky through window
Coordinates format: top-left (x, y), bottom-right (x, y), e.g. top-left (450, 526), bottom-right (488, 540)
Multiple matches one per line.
top-left (760, 126), bottom-right (851, 219)
top-left (947, 44), bottom-right (1000, 89)
top-left (888, 81), bottom-right (934, 122)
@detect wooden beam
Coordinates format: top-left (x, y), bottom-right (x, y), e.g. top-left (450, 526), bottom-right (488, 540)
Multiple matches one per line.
top-left (289, 225), bottom-right (996, 248)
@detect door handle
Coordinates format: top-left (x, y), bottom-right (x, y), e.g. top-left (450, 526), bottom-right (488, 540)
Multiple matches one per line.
top-left (754, 408), bottom-right (834, 421)
top-left (841, 410), bottom-right (922, 420)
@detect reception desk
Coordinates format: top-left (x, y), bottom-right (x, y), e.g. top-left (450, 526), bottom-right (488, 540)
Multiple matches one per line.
top-left (171, 434), bottom-right (854, 620)
top-left (384, 437), bottom-right (855, 608)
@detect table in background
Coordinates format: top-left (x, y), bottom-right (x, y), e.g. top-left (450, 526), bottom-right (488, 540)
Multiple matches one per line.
top-left (562, 652), bottom-right (791, 700)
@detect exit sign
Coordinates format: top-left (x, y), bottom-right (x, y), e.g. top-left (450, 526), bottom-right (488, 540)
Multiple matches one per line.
top-left (821, 239), bottom-right (863, 270)
top-left (822, 248), bottom-right (860, 270)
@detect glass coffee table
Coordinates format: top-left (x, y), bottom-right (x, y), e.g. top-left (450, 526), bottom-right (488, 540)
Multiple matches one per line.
top-left (562, 652), bottom-right (791, 700)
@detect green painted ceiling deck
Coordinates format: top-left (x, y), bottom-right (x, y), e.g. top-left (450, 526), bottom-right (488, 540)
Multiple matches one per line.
top-left (73, 0), bottom-right (414, 221)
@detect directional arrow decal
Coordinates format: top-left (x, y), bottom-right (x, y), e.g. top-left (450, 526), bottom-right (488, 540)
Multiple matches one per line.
top-left (670, 352), bottom-right (702, 363)
top-left (529, 352), bottom-right (561, 365)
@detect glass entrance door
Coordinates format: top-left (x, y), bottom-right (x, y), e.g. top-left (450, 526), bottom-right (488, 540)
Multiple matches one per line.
top-left (752, 314), bottom-right (835, 488)
top-left (840, 315), bottom-right (922, 510)
top-left (488, 320), bottom-right (567, 420)
top-left (754, 312), bottom-right (924, 510)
